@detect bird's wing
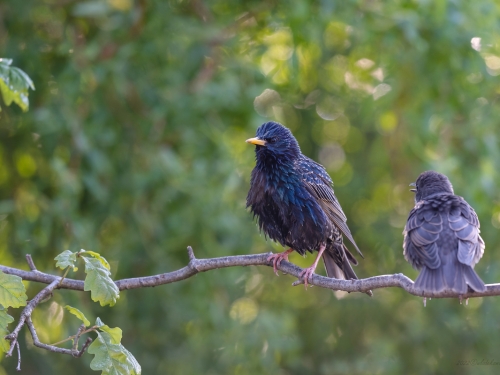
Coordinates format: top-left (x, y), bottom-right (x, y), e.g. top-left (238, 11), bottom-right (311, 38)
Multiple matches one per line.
top-left (403, 200), bottom-right (442, 270)
top-left (448, 198), bottom-right (485, 267)
top-left (298, 156), bottom-right (363, 258)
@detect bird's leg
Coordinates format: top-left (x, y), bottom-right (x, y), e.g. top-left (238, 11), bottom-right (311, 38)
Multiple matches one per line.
top-left (299, 244), bottom-right (326, 289)
top-left (267, 248), bottom-right (294, 276)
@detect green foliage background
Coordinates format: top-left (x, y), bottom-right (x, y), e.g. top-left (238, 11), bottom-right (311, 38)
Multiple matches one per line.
top-left (2, 0), bottom-right (500, 374)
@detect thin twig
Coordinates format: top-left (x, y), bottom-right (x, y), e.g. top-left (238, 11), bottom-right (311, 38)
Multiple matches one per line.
top-left (187, 246), bottom-right (196, 262)
top-left (72, 324), bottom-right (86, 351)
top-left (25, 254), bottom-right (37, 271)
top-left (58, 267), bottom-right (70, 287)
top-left (50, 325), bottom-right (97, 347)
top-left (15, 342), bottom-right (21, 371)
top-left (0, 248), bottom-right (498, 298)
top-left (77, 338), bottom-right (93, 358)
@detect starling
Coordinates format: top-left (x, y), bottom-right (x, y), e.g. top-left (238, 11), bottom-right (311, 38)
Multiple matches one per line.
top-left (245, 121), bottom-right (363, 287)
top-left (403, 171), bottom-right (486, 294)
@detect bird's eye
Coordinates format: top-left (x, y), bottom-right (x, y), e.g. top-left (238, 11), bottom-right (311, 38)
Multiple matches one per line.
top-left (268, 137), bottom-right (278, 144)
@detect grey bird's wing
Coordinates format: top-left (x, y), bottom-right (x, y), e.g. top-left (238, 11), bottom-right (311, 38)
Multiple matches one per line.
top-left (298, 156), bottom-right (363, 260)
top-left (403, 196), bottom-right (486, 293)
top-left (403, 200), bottom-right (442, 270)
top-left (403, 197), bottom-right (484, 269)
top-left (449, 198), bottom-right (485, 267)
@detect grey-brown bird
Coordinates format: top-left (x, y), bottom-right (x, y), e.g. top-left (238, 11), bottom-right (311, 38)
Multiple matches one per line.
top-left (403, 171), bottom-right (486, 294)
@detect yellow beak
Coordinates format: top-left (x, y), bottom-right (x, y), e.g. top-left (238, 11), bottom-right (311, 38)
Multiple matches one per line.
top-left (245, 137), bottom-right (267, 146)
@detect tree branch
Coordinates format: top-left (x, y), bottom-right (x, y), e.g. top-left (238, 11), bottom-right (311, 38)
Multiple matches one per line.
top-left (0, 247), bottom-right (498, 299)
top-left (1, 246), bottom-right (497, 369)
top-left (15, 341), bottom-right (20, 372)
top-left (5, 279), bottom-right (61, 357)
top-left (4, 277), bottom-right (92, 368)
top-left (25, 254), bottom-right (37, 271)
top-left (26, 317), bottom-right (92, 358)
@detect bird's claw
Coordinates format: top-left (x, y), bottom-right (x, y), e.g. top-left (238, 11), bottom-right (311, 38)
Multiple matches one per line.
top-left (267, 252), bottom-right (290, 276)
top-left (299, 267), bottom-right (315, 289)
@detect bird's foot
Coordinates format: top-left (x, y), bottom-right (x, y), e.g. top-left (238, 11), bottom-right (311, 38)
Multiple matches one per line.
top-left (297, 243), bottom-right (326, 289)
top-left (299, 266), bottom-right (316, 289)
top-left (267, 249), bottom-right (293, 276)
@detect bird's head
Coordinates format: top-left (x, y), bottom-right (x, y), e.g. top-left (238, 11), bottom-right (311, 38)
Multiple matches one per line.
top-left (410, 170), bottom-right (454, 202)
top-left (245, 121), bottom-right (301, 162)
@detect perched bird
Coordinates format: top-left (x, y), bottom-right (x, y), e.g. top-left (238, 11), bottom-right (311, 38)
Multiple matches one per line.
top-left (245, 121), bottom-right (364, 287)
top-left (403, 171), bottom-right (486, 295)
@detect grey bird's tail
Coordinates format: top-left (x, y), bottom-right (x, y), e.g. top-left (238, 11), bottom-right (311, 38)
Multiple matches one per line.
top-left (415, 263), bottom-right (486, 294)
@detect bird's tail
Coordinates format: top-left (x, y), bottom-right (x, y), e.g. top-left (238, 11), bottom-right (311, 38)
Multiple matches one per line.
top-left (322, 244), bottom-right (358, 280)
top-left (322, 243), bottom-right (372, 296)
top-left (415, 263), bottom-right (486, 294)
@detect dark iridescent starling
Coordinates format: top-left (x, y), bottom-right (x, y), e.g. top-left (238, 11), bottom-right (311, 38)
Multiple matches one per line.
top-left (403, 171), bottom-right (486, 294)
top-left (245, 121), bottom-right (363, 287)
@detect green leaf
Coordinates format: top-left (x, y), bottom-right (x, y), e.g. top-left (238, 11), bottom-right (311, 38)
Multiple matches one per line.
top-left (88, 331), bottom-right (141, 375)
top-left (95, 317), bottom-right (105, 327)
top-left (99, 326), bottom-right (122, 345)
top-left (0, 79), bottom-right (28, 111)
top-left (0, 58), bottom-right (35, 112)
top-left (120, 346), bottom-right (141, 374)
top-left (81, 250), bottom-right (111, 270)
top-left (55, 250), bottom-right (78, 271)
top-left (0, 271), bottom-right (27, 308)
top-left (65, 305), bottom-right (91, 327)
top-left (0, 306), bottom-right (14, 354)
top-left (82, 257), bottom-right (119, 307)
top-left (95, 317), bottom-right (122, 344)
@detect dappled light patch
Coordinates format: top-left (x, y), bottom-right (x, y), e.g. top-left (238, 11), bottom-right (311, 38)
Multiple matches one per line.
top-left (229, 298), bottom-right (259, 325)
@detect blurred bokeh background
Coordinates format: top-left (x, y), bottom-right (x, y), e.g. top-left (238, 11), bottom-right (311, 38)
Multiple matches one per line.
top-left (2, 0), bottom-right (500, 374)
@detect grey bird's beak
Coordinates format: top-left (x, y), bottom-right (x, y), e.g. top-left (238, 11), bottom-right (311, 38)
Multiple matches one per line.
top-left (409, 182), bottom-right (417, 193)
top-left (246, 137), bottom-right (267, 146)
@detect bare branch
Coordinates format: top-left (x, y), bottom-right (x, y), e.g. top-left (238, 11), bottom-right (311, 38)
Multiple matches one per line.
top-left (187, 245), bottom-right (196, 262)
top-left (0, 265), bottom-right (84, 290)
top-left (0, 248), bottom-right (498, 299)
top-left (25, 317), bottom-right (92, 357)
top-left (72, 324), bottom-right (86, 352)
top-left (5, 279), bottom-right (60, 357)
top-left (77, 337), bottom-right (93, 358)
top-left (2, 273), bottom-right (94, 361)
top-left (15, 342), bottom-right (20, 372)
top-left (25, 254), bottom-right (37, 271)
top-left (0, 246), bottom-right (498, 369)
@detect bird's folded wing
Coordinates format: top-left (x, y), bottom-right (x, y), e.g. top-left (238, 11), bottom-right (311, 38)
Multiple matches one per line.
top-left (403, 203), bottom-right (442, 270)
top-left (449, 200), bottom-right (485, 267)
top-left (298, 156), bottom-right (363, 258)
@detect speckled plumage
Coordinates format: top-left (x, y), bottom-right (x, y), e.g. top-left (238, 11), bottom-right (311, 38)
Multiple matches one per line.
top-left (246, 121), bottom-right (363, 281)
top-left (403, 171), bottom-right (486, 294)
